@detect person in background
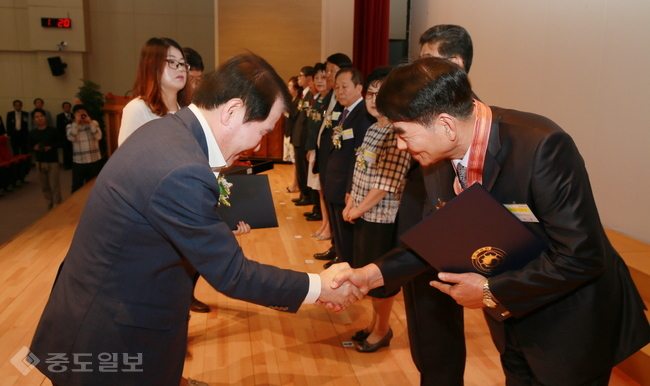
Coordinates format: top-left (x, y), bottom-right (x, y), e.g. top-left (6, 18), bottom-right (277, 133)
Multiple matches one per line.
top-left (30, 98), bottom-right (54, 130)
top-left (56, 102), bottom-right (74, 170)
top-left (304, 63), bottom-right (331, 237)
top-left (30, 109), bottom-right (61, 209)
top-left (313, 53), bottom-right (353, 267)
top-left (67, 104), bottom-right (102, 193)
top-left (183, 47), bottom-right (204, 92)
top-left (284, 76), bottom-right (302, 191)
top-left (343, 66), bottom-right (410, 353)
top-left (6, 100), bottom-right (31, 157)
top-left (118, 37), bottom-right (190, 145)
top-left (291, 66), bottom-right (315, 207)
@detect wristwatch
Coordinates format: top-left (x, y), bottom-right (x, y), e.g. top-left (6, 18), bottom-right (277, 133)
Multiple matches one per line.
top-left (482, 278), bottom-right (497, 308)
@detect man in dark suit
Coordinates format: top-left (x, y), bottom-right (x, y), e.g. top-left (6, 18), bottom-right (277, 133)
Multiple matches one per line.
top-left (396, 24), bottom-right (476, 386)
top-left (6, 100), bottom-right (31, 156)
top-left (56, 101), bottom-right (74, 170)
top-left (28, 53), bottom-right (362, 386)
top-left (330, 58), bottom-right (650, 385)
top-left (291, 66), bottom-right (315, 206)
top-left (320, 67), bottom-right (373, 267)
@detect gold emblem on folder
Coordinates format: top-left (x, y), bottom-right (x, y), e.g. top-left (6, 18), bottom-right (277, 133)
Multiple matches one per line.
top-left (471, 246), bottom-right (507, 274)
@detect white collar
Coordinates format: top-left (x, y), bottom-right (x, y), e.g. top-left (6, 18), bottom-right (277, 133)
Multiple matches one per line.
top-left (344, 97), bottom-right (363, 114)
top-left (453, 146), bottom-right (471, 169)
top-left (188, 104), bottom-right (227, 176)
top-left (302, 87), bottom-right (310, 97)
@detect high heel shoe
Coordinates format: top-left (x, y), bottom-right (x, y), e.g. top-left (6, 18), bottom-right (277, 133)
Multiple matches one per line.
top-left (310, 231), bottom-right (321, 237)
top-left (316, 234), bottom-right (331, 241)
top-left (351, 329), bottom-right (371, 342)
top-left (356, 328), bottom-right (393, 353)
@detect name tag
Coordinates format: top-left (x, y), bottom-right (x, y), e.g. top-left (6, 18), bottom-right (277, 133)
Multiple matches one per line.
top-left (342, 129), bottom-right (354, 140)
top-left (504, 204), bottom-right (539, 223)
top-left (363, 150), bottom-right (377, 165)
top-left (332, 111), bottom-right (341, 120)
top-left (302, 101), bottom-right (310, 108)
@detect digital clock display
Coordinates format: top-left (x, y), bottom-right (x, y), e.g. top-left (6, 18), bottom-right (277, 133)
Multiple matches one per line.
top-left (41, 18), bottom-right (72, 28)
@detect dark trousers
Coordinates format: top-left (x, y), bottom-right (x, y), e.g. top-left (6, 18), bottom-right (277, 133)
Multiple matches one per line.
top-left (293, 145), bottom-right (312, 201)
top-left (501, 321), bottom-right (612, 386)
top-left (327, 201), bottom-right (353, 263)
top-left (71, 159), bottom-right (102, 193)
top-left (10, 136), bottom-right (30, 156)
top-left (62, 141), bottom-right (73, 169)
top-left (403, 269), bottom-right (466, 386)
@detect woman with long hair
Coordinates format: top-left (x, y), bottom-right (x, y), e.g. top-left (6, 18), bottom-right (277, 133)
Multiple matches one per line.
top-left (343, 66), bottom-right (411, 352)
top-left (118, 37), bottom-right (190, 145)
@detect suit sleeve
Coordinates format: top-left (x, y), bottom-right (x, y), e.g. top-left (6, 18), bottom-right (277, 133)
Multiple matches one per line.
top-left (489, 130), bottom-right (608, 318)
top-left (145, 164), bottom-right (310, 312)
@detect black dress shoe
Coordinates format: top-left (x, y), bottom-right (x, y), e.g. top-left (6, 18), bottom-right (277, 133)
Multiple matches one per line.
top-left (314, 247), bottom-right (336, 260)
top-left (292, 197), bottom-right (302, 203)
top-left (356, 328), bottom-right (393, 353)
top-left (303, 210), bottom-right (314, 216)
top-left (352, 330), bottom-right (371, 342)
top-left (190, 297), bottom-right (211, 313)
top-left (323, 256), bottom-right (341, 269)
top-left (294, 199), bottom-right (313, 206)
top-left (306, 213), bottom-right (323, 221)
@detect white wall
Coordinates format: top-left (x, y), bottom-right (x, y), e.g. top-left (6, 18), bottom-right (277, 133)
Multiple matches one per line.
top-left (410, 0), bottom-right (650, 243)
top-left (321, 0), bottom-right (353, 62)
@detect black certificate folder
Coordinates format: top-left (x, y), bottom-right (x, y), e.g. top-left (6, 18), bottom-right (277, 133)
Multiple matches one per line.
top-left (215, 175), bottom-right (279, 230)
top-left (399, 183), bottom-right (548, 278)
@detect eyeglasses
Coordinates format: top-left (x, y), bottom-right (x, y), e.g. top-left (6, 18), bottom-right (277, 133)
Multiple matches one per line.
top-left (166, 59), bottom-right (190, 72)
top-left (365, 91), bottom-right (379, 100)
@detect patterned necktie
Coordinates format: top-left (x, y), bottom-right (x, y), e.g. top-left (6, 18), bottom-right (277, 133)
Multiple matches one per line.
top-left (340, 108), bottom-right (349, 124)
top-left (456, 163), bottom-right (467, 190)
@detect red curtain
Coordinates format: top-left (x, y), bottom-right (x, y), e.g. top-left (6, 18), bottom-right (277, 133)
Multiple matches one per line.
top-left (353, 0), bottom-right (390, 79)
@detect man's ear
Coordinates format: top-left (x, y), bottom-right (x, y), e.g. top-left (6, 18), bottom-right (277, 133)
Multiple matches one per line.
top-left (448, 56), bottom-right (465, 70)
top-left (220, 98), bottom-right (244, 127)
top-left (438, 114), bottom-right (458, 141)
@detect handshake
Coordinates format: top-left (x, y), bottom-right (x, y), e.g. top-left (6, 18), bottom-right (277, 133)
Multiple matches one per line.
top-left (315, 262), bottom-right (385, 312)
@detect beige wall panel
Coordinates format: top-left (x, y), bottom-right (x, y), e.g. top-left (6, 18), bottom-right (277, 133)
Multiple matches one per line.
top-left (28, 6), bottom-right (85, 52)
top-left (87, 0), bottom-right (134, 13)
top-left (0, 53), bottom-right (26, 106)
top-left (13, 0), bottom-right (28, 6)
top-left (410, 0), bottom-right (650, 242)
top-left (177, 15), bottom-right (215, 71)
top-left (28, 0), bottom-right (81, 7)
top-left (0, 8), bottom-right (20, 50)
top-left (34, 51), bottom-right (84, 103)
top-left (320, 0), bottom-right (353, 61)
top-left (133, 14), bottom-right (180, 47)
top-left (15, 7), bottom-right (31, 50)
top-left (0, 1), bottom-right (15, 7)
top-left (218, 0), bottom-right (321, 83)
top-left (87, 11), bottom-right (137, 96)
top-left (175, 0), bottom-right (213, 17)
top-left (133, 0), bottom-right (177, 15)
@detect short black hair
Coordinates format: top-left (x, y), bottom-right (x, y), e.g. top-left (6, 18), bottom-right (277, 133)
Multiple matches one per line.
top-left (33, 98), bottom-right (44, 105)
top-left (62, 101), bottom-right (72, 108)
top-left (31, 108), bottom-right (46, 119)
top-left (419, 24), bottom-right (474, 73)
top-left (192, 53), bottom-right (291, 123)
top-left (183, 47), bottom-right (204, 72)
top-left (364, 66), bottom-right (392, 91)
top-left (326, 53), bottom-right (352, 69)
top-left (72, 104), bottom-right (89, 115)
top-left (376, 57), bottom-right (474, 127)
top-left (300, 66), bottom-right (314, 77)
top-left (13, 100), bottom-right (22, 106)
top-left (336, 67), bottom-right (363, 87)
top-left (313, 62), bottom-right (326, 74)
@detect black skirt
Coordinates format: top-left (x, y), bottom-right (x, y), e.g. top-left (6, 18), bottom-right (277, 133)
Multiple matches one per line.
top-left (352, 218), bottom-right (400, 298)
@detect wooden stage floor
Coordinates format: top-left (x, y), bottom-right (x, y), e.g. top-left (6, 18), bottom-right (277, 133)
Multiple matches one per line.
top-left (0, 164), bottom-right (640, 385)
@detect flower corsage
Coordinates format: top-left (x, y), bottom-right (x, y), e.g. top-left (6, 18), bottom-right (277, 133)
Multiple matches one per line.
top-left (217, 175), bottom-right (233, 207)
top-left (331, 125), bottom-right (343, 149)
top-left (355, 146), bottom-right (369, 172)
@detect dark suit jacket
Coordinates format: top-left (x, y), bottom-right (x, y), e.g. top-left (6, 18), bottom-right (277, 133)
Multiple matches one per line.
top-left (320, 99), bottom-right (373, 204)
top-left (5, 110), bottom-right (30, 139)
top-left (56, 112), bottom-right (74, 138)
top-left (376, 106), bottom-right (650, 385)
top-left (290, 91), bottom-right (313, 146)
top-left (30, 107), bottom-right (310, 386)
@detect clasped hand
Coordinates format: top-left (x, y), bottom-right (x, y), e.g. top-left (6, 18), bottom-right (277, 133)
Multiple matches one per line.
top-left (429, 272), bottom-right (485, 308)
top-left (317, 263), bottom-right (366, 313)
top-left (317, 263), bottom-right (384, 312)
